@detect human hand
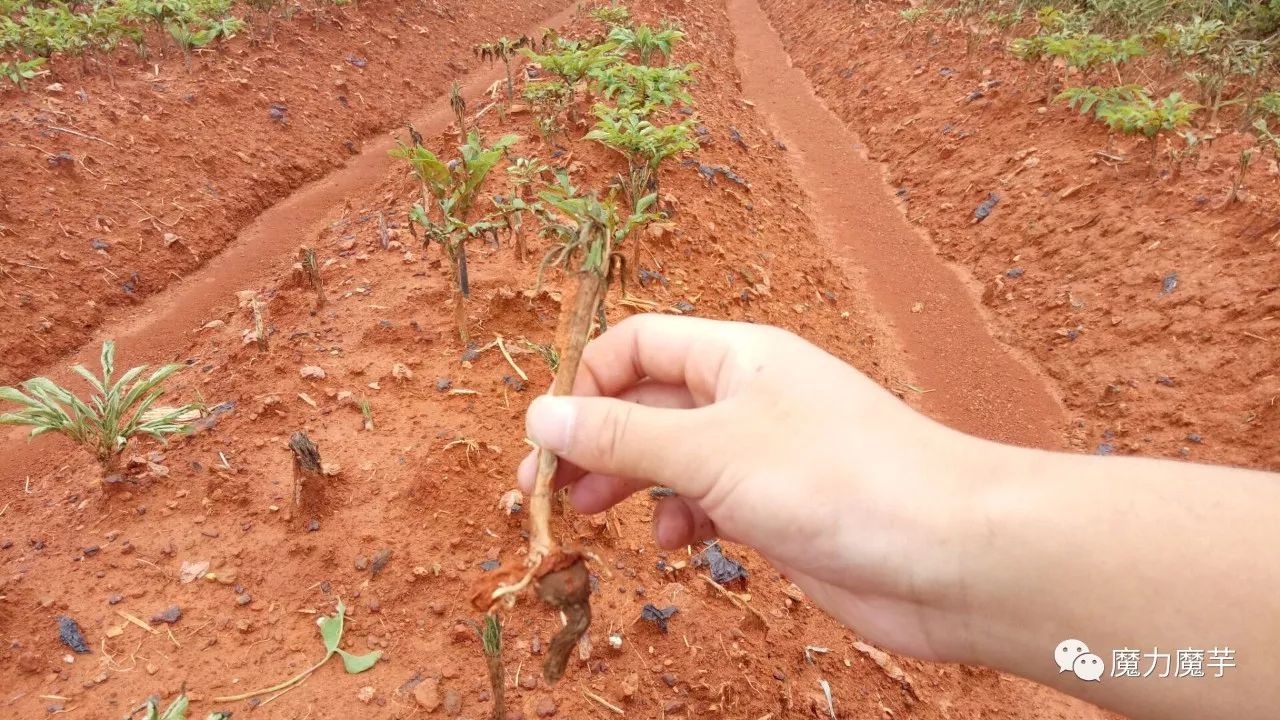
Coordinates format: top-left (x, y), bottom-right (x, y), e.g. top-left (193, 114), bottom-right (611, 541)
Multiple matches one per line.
top-left (515, 314), bottom-right (983, 661)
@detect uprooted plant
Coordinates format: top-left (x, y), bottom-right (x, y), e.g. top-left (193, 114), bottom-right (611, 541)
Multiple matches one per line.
top-left (390, 131), bottom-right (520, 342)
top-left (0, 340), bottom-right (199, 478)
top-left (214, 599), bottom-right (380, 703)
top-left (472, 173), bottom-right (656, 684)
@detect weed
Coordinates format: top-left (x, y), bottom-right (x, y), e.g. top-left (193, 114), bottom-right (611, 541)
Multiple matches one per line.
top-left (478, 615), bottom-right (505, 720)
top-left (357, 398), bottom-right (374, 431)
top-left (215, 599), bottom-right (379, 703)
top-left (0, 341), bottom-right (198, 476)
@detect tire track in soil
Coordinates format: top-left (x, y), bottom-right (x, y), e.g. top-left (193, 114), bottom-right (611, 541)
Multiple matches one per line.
top-left (725, 0), bottom-right (1066, 449)
top-left (0, 4), bottom-right (578, 482)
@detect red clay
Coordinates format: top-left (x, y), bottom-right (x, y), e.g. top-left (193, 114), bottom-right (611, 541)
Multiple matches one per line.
top-left (5, 0), bottom-right (1273, 717)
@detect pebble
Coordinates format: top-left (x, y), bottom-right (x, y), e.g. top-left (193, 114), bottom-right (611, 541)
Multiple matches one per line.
top-left (108, 594), bottom-right (123, 605)
top-left (151, 606), bottom-right (183, 625)
top-left (357, 686), bottom-right (375, 703)
top-left (661, 673), bottom-right (678, 687)
top-left (236, 593), bottom-right (252, 606)
top-left (413, 678), bottom-right (441, 711)
top-left (534, 697), bottom-right (557, 717)
top-left (443, 689), bottom-right (462, 716)
top-left (370, 548), bottom-right (392, 576)
top-left (452, 623), bottom-right (473, 644)
top-left (664, 700), bottom-right (686, 713)
top-left (520, 674), bottom-right (538, 690)
top-left (355, 556), bottom-right (368, 571)
top-left (82, 545), bottom-right (100, 556)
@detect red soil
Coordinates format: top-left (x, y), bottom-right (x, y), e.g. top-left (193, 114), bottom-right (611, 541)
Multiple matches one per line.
top-left (3, 0), bottom-right (1271, 717)
top-left (759, 0), bottom-right (1280, 472)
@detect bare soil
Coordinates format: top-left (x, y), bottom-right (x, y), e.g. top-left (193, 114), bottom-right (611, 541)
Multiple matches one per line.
top-left (2, 0), bottom-right (1272, 718)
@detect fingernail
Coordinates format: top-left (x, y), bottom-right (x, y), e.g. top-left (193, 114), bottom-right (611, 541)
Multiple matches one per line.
top-left (527, 395), bottom-right (574, 453)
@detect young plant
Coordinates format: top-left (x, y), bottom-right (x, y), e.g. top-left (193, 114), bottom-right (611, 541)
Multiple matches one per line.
top-left (496, 156), bottom-right (551, 261)
top-left (519, 40), bottom-right (620, 118)
top-left (474, 36), bottom-right (530, 104)
top-left (585, 105), bottom-right (698, 271)
top-left (589, 3), bottom-right (630, 28)
top-left (2, 57), bottom-right (46, 88)
top-left (1229, 147), bottom-right (1254, 203)
top-left (0, 341), bottom-right (198, 476)
top-left (357, 398), bottom-right (374, 431)
top-left (588, 61), bottom-right (697, 114)
top-left (606, 21), bottom-right (683, 66)
top-left (390, 131), bottom-right (520, 342)
top-left (522, 78), bottom-right (572, 141)
top-left (1058, 85), bottom-right (1200, 167)
top-left (214, 599), bottom-right (380, 703)
top-left (478, 615), bottom-right (505, 720)
top-left (474, 173), bottom-right (655, 685)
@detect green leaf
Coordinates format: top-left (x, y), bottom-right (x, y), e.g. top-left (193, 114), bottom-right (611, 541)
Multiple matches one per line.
top-left (317, 600), bottom-right (346, 654)
top-left (337, 649), bottom-right (382, 674)
top-left (157, 693), bottom-right (189, 720)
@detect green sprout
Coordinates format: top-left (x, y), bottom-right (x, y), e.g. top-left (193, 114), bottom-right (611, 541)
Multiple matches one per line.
top-left (214, 599), bottom-right (380, 703)
top-left (0, 340), bottom-right (199, 476)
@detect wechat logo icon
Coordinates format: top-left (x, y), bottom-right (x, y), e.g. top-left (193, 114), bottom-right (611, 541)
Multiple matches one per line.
top-left (1055, 639), bottom-right (1104, 682)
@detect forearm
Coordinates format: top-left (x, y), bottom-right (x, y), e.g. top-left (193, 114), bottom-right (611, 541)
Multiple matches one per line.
top-left (945, 441), bottom-right (1280, 719)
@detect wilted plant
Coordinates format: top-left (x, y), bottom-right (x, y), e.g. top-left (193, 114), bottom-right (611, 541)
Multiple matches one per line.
top-left (1229, 147), bottom-right (1254, 202)
top-left (0, 341), bottom-right (199, 476)
top-left (475, 36), bottom-right (530, 104)
top-left (1253, 118), bottom-right (1280, 162)
top-left (606, 21), bottom-right (682, 65)
top-left (214, 600), bottom-right (380, 703)
top-left (476, 173), bottom-right (655, 685)
top-left (390, 131), bottom-right (520, 342)
top-left (450, 81), bottom-right (468, 141)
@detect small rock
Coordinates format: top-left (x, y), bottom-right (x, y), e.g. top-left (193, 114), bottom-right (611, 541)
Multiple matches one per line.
top-left (661, 673), bottom-right (678, 687)
top-left (82, 545), bottom-right (100, 556)
top-left (236, 593), bottom-right (252, 606)
top-left (357, 686), bottom-right (375, 703)
top-left (621, 673), bottom-right (639, 698)
top-left (452, 623), bottom-right (473, 644)
top-left (664, 700), bottom-right (686, 713)
top-left (180, 559), bottom-right (210, 583)
top-left (300, 365), bottom-right (326, 379)
top-left (534, 696), bottom-right (557, 717)
top-left (151, 606), bottom-right (182, 625)
top-left (443, 689), bottom-right (462, 716)
top-left (435, 378), bottom-right (453, 392)
top-left (108, 594), bottom-right (123, 605)
top-left (413, 678), bottom-right (441, 711)
top-left (370, 548), bottom-right (392, 576)
top-left (355, 556), bottom-right (368, 571)
top-left (520, 674), bottom-right (538, 690)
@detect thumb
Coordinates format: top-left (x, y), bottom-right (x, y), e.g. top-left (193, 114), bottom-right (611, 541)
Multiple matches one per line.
top-left (526, 394), bottom-right (712, 494)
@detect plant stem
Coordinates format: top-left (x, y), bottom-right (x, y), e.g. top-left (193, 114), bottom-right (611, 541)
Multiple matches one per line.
top-left (213, 654), bottom-right (329, 702)
top-left (529, 264), bottom-right (606, 563)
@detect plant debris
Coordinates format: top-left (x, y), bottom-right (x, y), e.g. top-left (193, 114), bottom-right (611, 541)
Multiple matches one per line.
top-left (58, 615), bottom-right (90, 653)
top-left (694, 542), bottom-right (749, 585)
top-left (640, 604), bottom-right (679, 633)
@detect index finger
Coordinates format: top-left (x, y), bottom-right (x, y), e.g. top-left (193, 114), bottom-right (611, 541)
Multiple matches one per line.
top-left (572, 314), bottom-right (750, 405)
